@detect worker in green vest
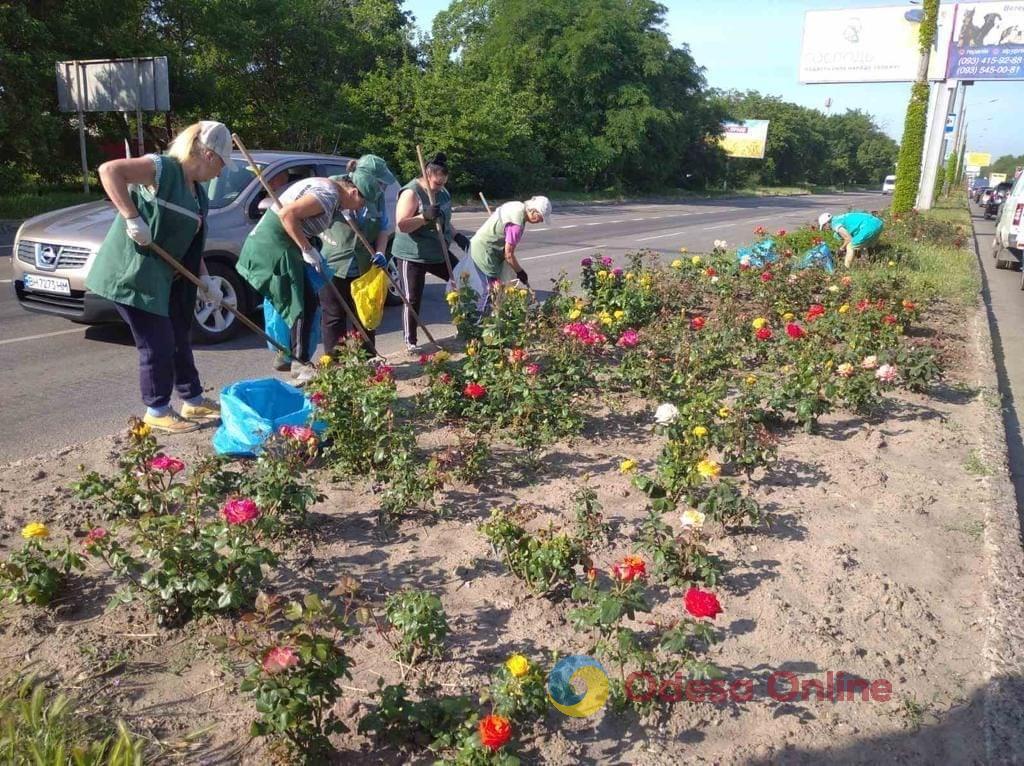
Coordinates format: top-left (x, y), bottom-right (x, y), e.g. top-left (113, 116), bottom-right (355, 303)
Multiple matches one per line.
top-left (468, 195), bottom-right (552, 286)
top-left (319, 158), bottom-right (394, 354)
top-left (391, 153), bottom-right (471, 352)
top-left (237, 155), bottom-right (394, 372)
top-left (86, 120), bottom-right (233, 434)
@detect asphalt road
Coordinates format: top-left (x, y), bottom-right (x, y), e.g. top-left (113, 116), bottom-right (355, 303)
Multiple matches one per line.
top-left (0, 192), bottom-right (880, 462)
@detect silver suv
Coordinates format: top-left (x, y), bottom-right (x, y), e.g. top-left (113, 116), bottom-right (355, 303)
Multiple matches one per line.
top-left (11, 151), bottom-right (400, 343)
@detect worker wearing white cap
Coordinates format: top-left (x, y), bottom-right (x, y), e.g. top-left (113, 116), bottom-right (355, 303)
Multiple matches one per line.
top-left (86, 120), bottom-right (235, 433)
top-left (469, 195), bottom-right (551, 286)
top-left (818, 210), bottom-right (884, 268)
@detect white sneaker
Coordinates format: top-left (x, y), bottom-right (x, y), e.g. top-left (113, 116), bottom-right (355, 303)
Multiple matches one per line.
top-left (293, 367), bottom-right (317, 386)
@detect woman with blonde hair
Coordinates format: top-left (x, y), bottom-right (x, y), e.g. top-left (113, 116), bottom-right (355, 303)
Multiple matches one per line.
top-left (86, 120), bottom-right (234, 433)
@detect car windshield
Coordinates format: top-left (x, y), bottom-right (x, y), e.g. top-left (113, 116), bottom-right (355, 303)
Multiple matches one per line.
top-left (204, 163), bottom-right (262, 209)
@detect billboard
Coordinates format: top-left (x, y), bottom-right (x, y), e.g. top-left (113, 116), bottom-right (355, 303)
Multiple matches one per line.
top-left (799, 6), bottom-right (954, 83)
top-left (966, 152), bottom-right (993, 167)
top-left (56, 57), bottom-right (170, 113)
top-left (947, 3), bottom-right (1024, 80)
top-left (720, 121), bottom-right (769, 159)
top-left (990, 173), bottom-right (1008, 184)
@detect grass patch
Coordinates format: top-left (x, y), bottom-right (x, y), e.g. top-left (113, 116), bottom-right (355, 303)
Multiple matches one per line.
top-left (894, 694), bottom-right (928, 731)
top-left (963, 449), bottom-right (994, 476)
top-left (0, 190), bottom-right (104, 220)
top-left (0, 673), bottom-right (150, 764)
top-left (946, 519), bottom-right (985, 540)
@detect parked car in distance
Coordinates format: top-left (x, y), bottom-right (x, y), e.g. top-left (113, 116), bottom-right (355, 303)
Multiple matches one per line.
top-left (992, 173), bottom-right (1024, 274)
top-left (11, 151), bottom-right (401, 343)
top-left (881, 175), bottom-right (896, 194)
top-left (971, 178), bottom-right (990, 203)
top-left (985, 181), bottom-right (1014, 220)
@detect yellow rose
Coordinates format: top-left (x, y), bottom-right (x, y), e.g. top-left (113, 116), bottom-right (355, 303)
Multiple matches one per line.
top-left (568, 308), bottom-right (582, 320)
top-left (679, 247), bottom-right (689, 254)
top-left (130, 422), bottom-right (151, 439)
top-left (888, 260), bottom-right (897, 268)
top-left (625, 272), bottom-right (636, 281)
top-left (619, 458), bottom-right (638, 473)
top-left (838, 304), bottom-right (850, 314)
top-left (827, 285), bottom-right (839, 293)
top-left (744, 375), bottom-right (757, 386)
top-left (696, 459), bottom-right (721, 479)
top-left (692, 426), bottom-right (708, 438)
top-left (640, 276), bottom-right (652, 287)
top-left (751, 317), bottom-right (767, 330)
top-left (597, 270), bottom-right (609, 280)
top-left (671, 259), bottom-right (683, 270)
top-left (319, 354), bottom-right (332, 368)
top-left (466, 343), bottom-right (477, 357)
top-left (21, 522), bottom-right (49, 540)
top-left (505, 654), bottom-right (530, 677)
top-left (445, 291), bottom-right (459, 306)
top-left (600, 315), bottom-right (613, 326)
top-left (690, 255), bottom-right (701, 266)
top-left (782, 312), bottom-right (794, 321)
top-left (718, 406), bottom-right (731, 418)
top-left (614, 310), bottom-right (625, 319)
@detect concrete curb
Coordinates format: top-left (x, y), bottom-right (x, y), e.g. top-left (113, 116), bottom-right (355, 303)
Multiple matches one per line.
top-left (967, 224), bottom-right (1024, 765)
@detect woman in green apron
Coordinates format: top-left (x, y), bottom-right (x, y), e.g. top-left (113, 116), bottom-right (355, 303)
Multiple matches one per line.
top-left (391, 153), bottom-right (471, 352)
top-left (464, 195), bottom-right (551, 296)
top-left (85, 120), bottom-right (233, 434)
top-left (237, 155), bottom-right (394, 371)
top-left (319, 158), bottom-right (396, 354)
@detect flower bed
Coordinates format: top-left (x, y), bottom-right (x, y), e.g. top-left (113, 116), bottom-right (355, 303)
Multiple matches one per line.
top-left (0, 207), bottom-right (992, 764)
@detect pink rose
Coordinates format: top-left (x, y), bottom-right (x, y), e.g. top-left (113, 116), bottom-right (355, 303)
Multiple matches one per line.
top-left (262, 646), bottom-right (299, 674)
top-left (148, 455), bottom-right (185, 474)
top-left (221, 497), bottom-right (260, 525)
top-left (525, 363), bottom-right (540, 376)
top-left (616, 329), bottom-right (640, 348)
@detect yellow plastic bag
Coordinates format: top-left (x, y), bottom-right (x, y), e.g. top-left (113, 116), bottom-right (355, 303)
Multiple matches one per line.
top-left (350, 265), bottom-right (388, 330)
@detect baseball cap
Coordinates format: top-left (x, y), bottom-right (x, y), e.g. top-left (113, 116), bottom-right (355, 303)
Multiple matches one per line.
top-left (197, 121), bottom-right (236, 170)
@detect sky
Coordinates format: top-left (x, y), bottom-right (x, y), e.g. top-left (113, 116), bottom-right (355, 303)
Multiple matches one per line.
top-left (402, 0), bottom-right (1024, 160)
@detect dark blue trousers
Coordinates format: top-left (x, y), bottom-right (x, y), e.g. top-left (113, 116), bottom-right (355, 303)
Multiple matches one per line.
top-left (114, 281), bottom-right (202, 409)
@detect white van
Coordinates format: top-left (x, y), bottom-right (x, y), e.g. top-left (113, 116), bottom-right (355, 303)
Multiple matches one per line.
top-left (992, 172), bottom-right (1024, 274)
top-left (882, 175), bottom-right (896, 194)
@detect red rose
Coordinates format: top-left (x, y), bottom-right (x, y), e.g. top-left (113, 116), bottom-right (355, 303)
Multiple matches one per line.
top-left (740, 263), bottom-right (751, 271)
top-left (760, 271), bottom-right (773, 283)
top-left (221, 497), bottom-right (260, 525)
top-left (776, 229), bottom-right (787, 237)
top-left (684, 587), bottom-right (723, 620)
top-left (439, 372), bottom-right (453, 385)
top-left (756, 326), bottom-right (773, 341)
top-left (371, 364), bottom-right (394, 384)
top-left (785, 322), bottom-right (806, 339)
top-left (508, 348), bottom-right (527, 364)
top-left (418, 353), bottom-right (432, 366)
top-left (309, 391), bottom-right (326, 407)
top-left (883, 314), bottom-right (898, 325)
top-left (690, 316), bottom-right (706, 331)
top-left (478, 714), bottom-right (512, 752)
top-left (856, 299), bottom-right (870, 313)
top-left (82, 527), bottom-right (108, 551)
top-left (704, 267), bottom-right (717, 277)
top-left (464, 382), bottom-right (487, 399)
top-left (805, 304), bottom-right (825, 322)
top-left (525, 363), bottom-right (540, 376)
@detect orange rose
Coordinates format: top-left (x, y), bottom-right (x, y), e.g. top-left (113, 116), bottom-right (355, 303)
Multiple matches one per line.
top-left (478, 714), bottom-right (512, 751)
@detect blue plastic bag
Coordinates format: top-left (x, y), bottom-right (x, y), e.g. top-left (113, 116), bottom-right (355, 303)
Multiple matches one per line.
top-left (262, 260), bottom-right (333, 354)
top-left (798, 243), bottom-right (835, 274)
top-left (736, 238), bottom-right (779, 268)
top-left (212, 378), bottom-right (325, 457)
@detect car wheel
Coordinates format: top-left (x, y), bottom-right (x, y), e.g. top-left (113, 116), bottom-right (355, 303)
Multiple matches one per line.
top-left (385, 258), bottom-right (402, 307)
top-left (192, 260), bottom-right (246, 344)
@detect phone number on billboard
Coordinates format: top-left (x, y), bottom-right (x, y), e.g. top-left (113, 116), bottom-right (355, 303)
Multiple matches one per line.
top-left (955, 55), bottom-right (1024, 66)
top-left (955, 64), bottom-right (1024, 76)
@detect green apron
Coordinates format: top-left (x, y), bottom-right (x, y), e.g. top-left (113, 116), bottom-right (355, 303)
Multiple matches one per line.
top-left (237, 210), bottom-right (307, 327)
top-left (470, 202), bottom-right (526, 278)
top-left (322, 208), bottom-right (383, 278)
top-left (391, 180), bottom-right (452, 264)
top-left (86, 156), bottom-right (208, 316)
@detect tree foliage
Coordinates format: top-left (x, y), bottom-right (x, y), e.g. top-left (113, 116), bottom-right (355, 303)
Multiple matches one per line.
top-left (1, 0), bottom-right (898, 196)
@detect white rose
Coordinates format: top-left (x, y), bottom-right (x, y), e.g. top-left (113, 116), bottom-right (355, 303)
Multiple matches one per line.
top-left (655, 403), bottom-right (680, 425)
top-left (680, 509), bottom-right (706, 528)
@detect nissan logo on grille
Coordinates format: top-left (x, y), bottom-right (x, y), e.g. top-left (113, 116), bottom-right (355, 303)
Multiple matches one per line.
top-left (35, 244), bottom-right (61, 272)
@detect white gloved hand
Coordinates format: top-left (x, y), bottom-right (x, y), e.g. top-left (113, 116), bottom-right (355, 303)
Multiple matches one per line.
top-left (301, 247), bottom-right (323, 272)
top-left (124, 215), bottom-right (152, 246)
top-left (199, 275), bottom-right (222, 308)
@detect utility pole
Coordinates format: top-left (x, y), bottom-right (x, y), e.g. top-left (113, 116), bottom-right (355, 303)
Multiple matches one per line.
top-left (918, 79), bottom-right (957, 209)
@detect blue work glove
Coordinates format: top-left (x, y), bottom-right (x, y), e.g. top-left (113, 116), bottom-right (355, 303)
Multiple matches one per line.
top-left (371, 251), bottom-right (387, 269)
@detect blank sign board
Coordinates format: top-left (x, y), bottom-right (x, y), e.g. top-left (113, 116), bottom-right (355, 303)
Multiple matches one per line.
top-left (56, 57), bottom-right (169, 113)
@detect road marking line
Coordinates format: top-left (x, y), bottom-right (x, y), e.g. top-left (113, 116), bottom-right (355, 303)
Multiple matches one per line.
top-left (521, 245), bottom-right (597, 261)
top-left (531, 227), bottom-right (549, 232)
top-left (607, 219), bottom-right (623, 223)
top-left (0, 279), bottom-right (11, 283)
top-left (629, 218), bottom-right (645, 221)
top-left (701, 223), bottom-right (734, 231)
top-left (560, 224), bottom-right (579, 229)
top-left (585, 222), bottom-right (602, 226)
top-left (636, 229), bottom-right (693, 242)
top-left (0, 327), bottom-right (85, 346)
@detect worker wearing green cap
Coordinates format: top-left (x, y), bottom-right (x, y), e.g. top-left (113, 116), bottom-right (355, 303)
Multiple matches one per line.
top-left (237, 162), bottom-right (390, 372)
top-left (319, 156), bottom-right (397, 355)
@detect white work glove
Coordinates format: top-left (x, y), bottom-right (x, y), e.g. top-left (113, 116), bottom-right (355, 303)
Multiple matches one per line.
top-left (301, 246), bottom-right (324, 273)
top-left (124, 215), bottom-right (152, 246)
top-left (199, 275), bottom-right (222, 308)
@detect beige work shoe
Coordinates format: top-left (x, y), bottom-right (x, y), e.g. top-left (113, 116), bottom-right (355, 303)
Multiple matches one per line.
top-left (143, 410), bottom-right (201, 434)
top-left (180, 397), bottom-right (221, 422)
